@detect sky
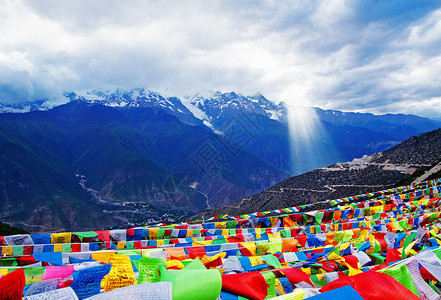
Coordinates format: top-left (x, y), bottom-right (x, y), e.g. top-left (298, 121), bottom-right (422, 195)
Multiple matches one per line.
top-left (2, 0), bottom-right (441, 118)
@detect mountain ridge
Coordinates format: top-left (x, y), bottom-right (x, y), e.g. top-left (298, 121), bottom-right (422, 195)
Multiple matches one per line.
top-left (1, 89), bottom-right (441, 232)
top-left (2, 88), bottom-right (440, 173)
top-left (0, 101), bottom-right (288, 232)
top-left (1, 88), bottom-right (439, 135)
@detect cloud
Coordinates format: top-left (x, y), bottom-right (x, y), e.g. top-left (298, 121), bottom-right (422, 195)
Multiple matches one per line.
top-left (1, 0), bottom-right (441, 118)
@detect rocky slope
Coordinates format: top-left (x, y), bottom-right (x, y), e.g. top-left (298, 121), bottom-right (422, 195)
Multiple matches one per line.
top-left (195, 128), bottom-right (441, 218)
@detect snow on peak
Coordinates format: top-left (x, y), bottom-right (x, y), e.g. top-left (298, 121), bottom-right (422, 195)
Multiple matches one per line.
top-left (180, 97), bottom-right (211, 122)
top-left (63, 88), bottom-right (177, 110)
top-left (0, 89), bottom-right (288, 128)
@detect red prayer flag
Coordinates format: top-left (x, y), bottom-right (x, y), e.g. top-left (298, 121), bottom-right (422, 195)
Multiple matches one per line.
top-left (279, 268), bottom-right (314, 287)
top-left (0, 268), bottom-right (25, 300)
top-left (320, 270), bottom-right (420, 300)
top-left (222, 272), bottom-right (268, 300)
top-left (386, 248), bottom-right (402, 264)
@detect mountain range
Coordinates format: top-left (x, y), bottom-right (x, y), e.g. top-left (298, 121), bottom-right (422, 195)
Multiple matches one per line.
top-left (0, 88), bottom-right (440, 232)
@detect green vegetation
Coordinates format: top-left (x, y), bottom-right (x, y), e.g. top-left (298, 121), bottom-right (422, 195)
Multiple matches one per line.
top-left (0, 222), bottom-right (28, 236)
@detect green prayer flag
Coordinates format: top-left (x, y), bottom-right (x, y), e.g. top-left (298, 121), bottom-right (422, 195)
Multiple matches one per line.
top-left (73, 231), bottom-right (98, 242)
top-left (262, 254), bottom-right (282, 268)
top-left (226, 221), bottom-right (237, 229)
top-left (125, 241), bottom-right (135, 249)
top-left (310, 274), bottom-right (327, 287)
top-left (156, 229), bottom-right (166, 238)
top-left (315, 225), bottom-right (321, 233)
top-left (315, 211), bottom-right (324, 224)
top-left (118, 250), bottom-right (141, 256)
top-left (342, 230), bottom-right (353, 242)
top-left (373, 239), bottom-right (382, 253)
top-left (302, 214), bottom-right (308, 225)
top-left (12, 245), bottom-right (23, 256)
top-left (256, 240), bottom-right (270, 255)
top-left (0, 258), bottom-right (18, 266)
top-left (378, 263), bottom-right (419, 297)
top-left (23, 267), bottom-right (45, 285)
top-left (280, 230), bottom-right (291, 238)
top-left (370, 252), bottom-right (386, 264)
top-left (261, 271), bottom-right (277, 298)
top-left (62, 243), bottom-right (71, 253)
top-left (138, 257), bottom-right (165, 284)
top-left (159, 259), bottom-right (222, 300)
top-left (268, 240), bottom-right (282, 254)
top-left (402, 232), bottom-right (418, 259)
top-left (211, 238), bottom-right (227, 245)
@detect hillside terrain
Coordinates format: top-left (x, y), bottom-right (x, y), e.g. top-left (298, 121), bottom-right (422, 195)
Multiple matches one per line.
top-left (195, 128), bottom-right (441, 219)
top-left (0, 89), bottom-right (440, 232)
top-left (0, 102), bottom-right (287, 232)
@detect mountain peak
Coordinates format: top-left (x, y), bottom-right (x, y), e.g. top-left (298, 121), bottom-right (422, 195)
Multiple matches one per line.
top-left (1, 88), bottom-right (440, 139)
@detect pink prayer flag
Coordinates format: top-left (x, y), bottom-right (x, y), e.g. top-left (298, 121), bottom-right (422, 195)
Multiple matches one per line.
top-left (43, 265), bottom-right (75, 280)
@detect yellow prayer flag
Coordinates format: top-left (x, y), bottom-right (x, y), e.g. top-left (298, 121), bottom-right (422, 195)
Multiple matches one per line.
top-left (51, 232), bottom-right (71, 244)
top-left (103, 254), bottom-right (136, 292)
top-left (193, 240), bottom-right (213, 246)
top-left (1, 246), bottom-right (13, 256)
top-left (92, 251), bottom-right (116, 263)
top-left (249, 256), bottom-right (263, 266)
top-left (241, 242), bottom-right (257, 256)
top-left (269, 217), bottom-right (279, 227)
top-left (149, 228), bottom-right (158, 239)
top-left (53, 244), bottom-right (63, 252)
top-left (215, 222), bottom-right (226, 229)
top-left (166, 259), bottom-right (184, 269)
top-left (275, 278), bottom-right (287, 295)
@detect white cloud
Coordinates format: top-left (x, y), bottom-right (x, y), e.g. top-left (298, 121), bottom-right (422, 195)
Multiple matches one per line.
top-left (352, 96), bottom-right (441, 119)
top-left (1, 0), bottom-right (441, 118)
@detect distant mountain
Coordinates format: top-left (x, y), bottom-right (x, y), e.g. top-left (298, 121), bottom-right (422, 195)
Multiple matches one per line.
top-left (1, 88), bottom-right (440, 174)
top-left (195, 128), bottom-right (441, 219)
top-left (0, 101), bottom-right (287, 233)
top-left (1, 89), bottom-right (441, 232)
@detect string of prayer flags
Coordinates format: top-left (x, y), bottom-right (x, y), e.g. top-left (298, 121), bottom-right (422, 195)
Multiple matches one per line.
top-left (2, 177), bottom-right (441, 299)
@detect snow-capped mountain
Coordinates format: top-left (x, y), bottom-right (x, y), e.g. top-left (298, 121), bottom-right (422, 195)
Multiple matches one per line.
top-left (0, 88), bottom-right (288, 132)
top-left (0, 98), bottom-right (69, 113)
top-left (184, 91), bottom-right (287, 124)
top-left (1, 88), bottom-right (441, 232)
top-left (63, 89), bottom-right (205, 127)
top-left (1, 87), bottom-right (440, 174)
